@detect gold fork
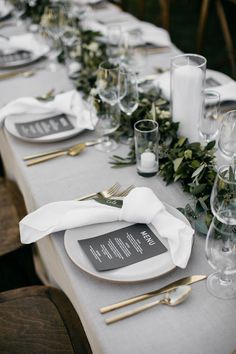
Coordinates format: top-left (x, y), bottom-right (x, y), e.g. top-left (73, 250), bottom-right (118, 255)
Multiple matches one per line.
top-left (78, 183), bottom-right (121, 201)
top-left (112, 185), bottom-right (135, 198)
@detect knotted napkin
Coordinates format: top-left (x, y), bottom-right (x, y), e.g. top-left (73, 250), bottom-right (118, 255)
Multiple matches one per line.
top-left (0, 33), bottom-right (49, 57)
top-left (0, 90), bottom-right (95, 129)
top-left (156, 71), bottom-right (236, 102)
top-left (20, 187), bottom-right (194, 268)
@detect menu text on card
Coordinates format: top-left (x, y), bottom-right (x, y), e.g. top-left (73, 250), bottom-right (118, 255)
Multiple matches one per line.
top-left (78, 224), bottom-right (167, 271)
top-left (15, 114), bottom-right (74, 138)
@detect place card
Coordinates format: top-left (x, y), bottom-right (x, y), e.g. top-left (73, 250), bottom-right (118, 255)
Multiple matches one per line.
top-left (78, 224), bottom-right (167, 271)
top-left (0, 50), bottom-right (32, 65)
top-left (15, 114), bottom-right (74, 139)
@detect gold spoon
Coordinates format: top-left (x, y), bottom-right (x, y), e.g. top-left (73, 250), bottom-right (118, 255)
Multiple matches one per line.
top-left (26, 143), bottom-right (86, 166)
top-left (105, 285), bottom-right (191, 325)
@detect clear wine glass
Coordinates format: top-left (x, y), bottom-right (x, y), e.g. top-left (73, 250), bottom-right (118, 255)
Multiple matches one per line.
top-left (206, 165), bottom-right (236, 299)
top-left (97, 61), bottom-right (120, 106)
top-left (89, 95), bottom-right (120, 152)
top-left (12, 0), bottom-right (27, 26)
top-left (119, 69), bottom-right (139, 116)
top-left (119, 68), bottom-right (139, 144)
top-left (41, 4), bottom-right (67, 71)
top-left (218, 110), bottom-right (236, 169)
top-left (198, 89), bottom-right (220, 143)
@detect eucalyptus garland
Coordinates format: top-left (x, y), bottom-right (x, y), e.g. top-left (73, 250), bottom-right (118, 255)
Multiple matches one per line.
top-left (17, 1), bottom-right (216, 234)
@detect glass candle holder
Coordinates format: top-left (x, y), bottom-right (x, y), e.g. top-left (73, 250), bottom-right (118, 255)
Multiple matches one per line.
top-left (171, 53), bottom-right (207, 142)
top-left (134, 119), bottom-right (159, 177)
top-left (199, 89), bottom-right (220, 143)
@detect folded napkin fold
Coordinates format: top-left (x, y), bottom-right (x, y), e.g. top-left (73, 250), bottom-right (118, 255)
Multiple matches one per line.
top-left (0, 33), bottom-right (49, 57)
top-left (155, 71), bottom-right (236, 102)
top-left (0, 90), bottom-right (95, 130)
top-left (20, 187), bottom-right (194, 268)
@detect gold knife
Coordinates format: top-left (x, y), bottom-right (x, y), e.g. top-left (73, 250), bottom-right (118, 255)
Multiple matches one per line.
top-left (100, 274), bottom-right (206, 314)
top-left (23, 139), bottom-right (103, 161)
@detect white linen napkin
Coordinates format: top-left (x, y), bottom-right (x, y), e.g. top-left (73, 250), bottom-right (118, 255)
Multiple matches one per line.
top-left (19, 187), bottom-right (194, 268)
top-left (0, 33), bottom-right (49, 57)
top-left (155, 71), bottom-right (236, 102)
top-left (82, 19), bottom-right (171, 47)
top-left (0, 90), bottom-right (95, 130)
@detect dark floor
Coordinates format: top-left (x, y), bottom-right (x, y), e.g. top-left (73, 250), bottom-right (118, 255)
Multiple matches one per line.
top-left (0, 246), bottom-right (42, 292)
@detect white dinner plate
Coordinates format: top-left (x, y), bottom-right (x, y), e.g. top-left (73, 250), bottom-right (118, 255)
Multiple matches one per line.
top-left (0, 39), bottom-right (49, 69)
top-left (64, 204), bottom-right (192, 283)
top-left (4, 113), bottom-right (84, 143)
top-left (0, 3), bottom-right (13, 21)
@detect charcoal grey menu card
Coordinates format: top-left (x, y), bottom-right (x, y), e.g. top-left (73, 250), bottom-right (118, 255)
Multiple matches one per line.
top-left (15, 114), bottom-right (74, 139)
top-left (78, 224), bottom-right (167, 271)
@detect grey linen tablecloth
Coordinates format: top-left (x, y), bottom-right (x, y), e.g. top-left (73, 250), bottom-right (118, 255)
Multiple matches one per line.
top-left (0, 5), bottom-right (236, 354)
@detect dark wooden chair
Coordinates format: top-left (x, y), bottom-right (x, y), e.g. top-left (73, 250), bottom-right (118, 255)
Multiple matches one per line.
top-left (197, 0), bottom-right (236, 78)
top-left (0, 177), bottom-right (41, 291)
top-left (0, 177), bottom-right (26, 256)
top-left (0, 285), bottom-right (92, 354)
top-left (138, 0), bottom-right (170, 29)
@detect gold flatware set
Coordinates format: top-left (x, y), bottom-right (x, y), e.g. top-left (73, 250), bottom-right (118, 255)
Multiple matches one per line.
top-left (101, 274), bottom-right (207, 324)
top-left (24, 139), bottom-right (103, 166)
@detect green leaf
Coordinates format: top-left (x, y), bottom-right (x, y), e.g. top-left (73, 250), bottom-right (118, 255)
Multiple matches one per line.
top-left (191, 163), bottom-right (206, 178)
top-left (194, 217), bottom-right (208, 235)
top-left (173, 157), bottom-right (183, 172)
top-left (191, 184), bottom-right (207, 196)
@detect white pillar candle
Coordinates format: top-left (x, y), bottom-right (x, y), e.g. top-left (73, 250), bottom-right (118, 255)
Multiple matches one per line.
top-left (172, 64), bottom-right (203, 142)
top-left (140, 151), bottom-right (156, 171)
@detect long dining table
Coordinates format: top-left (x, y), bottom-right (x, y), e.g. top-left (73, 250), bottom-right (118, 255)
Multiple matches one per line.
top-left (0, 2), bottom-right (236, 354)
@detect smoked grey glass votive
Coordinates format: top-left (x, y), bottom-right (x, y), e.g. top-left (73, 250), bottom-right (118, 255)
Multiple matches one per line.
top-left (134, 119), bottom-right (159, 177)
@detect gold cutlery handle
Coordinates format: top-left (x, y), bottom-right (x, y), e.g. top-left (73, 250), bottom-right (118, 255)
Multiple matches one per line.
top-left (26, 151), bottom-right (67, 166)
top-left (100, 275), bottom-right (207, 314)
top-left (106, 298), bottom-right (162, 325)
top-left (101, 293), bottom-right (152, 314)
top-left (78, 192), bottom-right (98, 201)
top-left (24, 148), bottom-right (66, 161)
top-left (0, 70), bottom-right (31, 80)
top-left (23, 140), bottom-right (101, 161)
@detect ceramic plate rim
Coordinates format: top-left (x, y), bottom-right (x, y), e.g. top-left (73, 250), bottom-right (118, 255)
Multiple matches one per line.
top-left (0, 39), bottom-right (49, 69)
top-left (64, 203), bottom-right (193, 283)
top-left (4, 112), bottom-right (84, 143)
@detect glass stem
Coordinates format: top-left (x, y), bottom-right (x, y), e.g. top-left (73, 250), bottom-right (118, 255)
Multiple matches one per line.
top-left (219, 271), bottom-right (232, 286)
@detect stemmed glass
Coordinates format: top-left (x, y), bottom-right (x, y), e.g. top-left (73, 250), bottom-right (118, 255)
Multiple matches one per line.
top-left (12, 0), bottom-right (27, 26)
top-left (205, 165), bottom-right (236, 299)
top-left (97, 61), bottom-right (120, 106)
top-left (95, 61), bottom-right (120, 152)
top-left (89, 95), bottom-right (120, 152)
top-left (119, 68), bottom-right (139, 144)
top-left (41, 4), bottom-right (67, 72)
top-left (218, 110), bottom-right (236, 170)
top-left (198, 89), bottom-right (220, 143)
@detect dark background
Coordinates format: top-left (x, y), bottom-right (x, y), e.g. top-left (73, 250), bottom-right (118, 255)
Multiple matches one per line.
top-left (122, 0), bottom-right (236, 78)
